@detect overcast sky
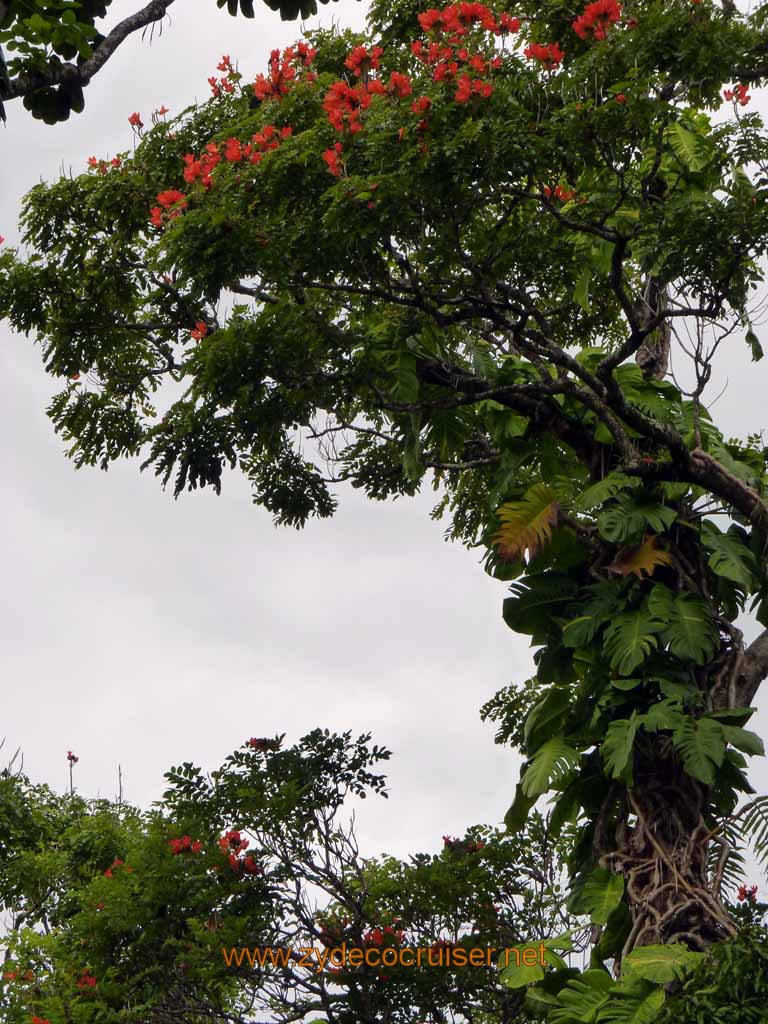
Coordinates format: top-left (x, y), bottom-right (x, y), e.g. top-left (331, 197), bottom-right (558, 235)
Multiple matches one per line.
top-left (2, 0), bottom-right (768, 869)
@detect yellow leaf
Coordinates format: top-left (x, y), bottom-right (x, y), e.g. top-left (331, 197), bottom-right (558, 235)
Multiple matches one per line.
top-left (607, 535), bottom-right (673, 578)
top-left (493, 484), bottom-right (560, 563)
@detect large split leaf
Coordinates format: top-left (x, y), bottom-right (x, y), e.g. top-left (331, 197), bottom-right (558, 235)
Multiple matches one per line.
top-left (598, 494), bottom-right (676, 544)
top-left (503, 574), bottom-right (579, 636)
top-left (602, 715), bottom-right (639, 782)
top-left (522, 738), bottom-right (580, 798)
top-left (603, 611), bottom-right (665, 676)
top-left (702, 521), bottom-right (758, 589)
top-left (570, 866), bottom-right (625, 925)
top-left (647, 586), bottom-right (718, 665)
top-left (671, 717), bottom-right (726, 785)
top-left (494, 484), bottom-right (560, 562)
top-left (621, 943), bottom-right (704, 984)
top-left (606, 535), bottom-right (672, 579)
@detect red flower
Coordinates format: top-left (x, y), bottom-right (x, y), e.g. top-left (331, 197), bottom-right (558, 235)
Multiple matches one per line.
top-left (253, 46), bottom-right (298, 102)
top-left (323, 80), bottom-right (372, 133)
top-left (77, 973), bottom-right (97, 989)
top-left (128, 111), bottom-right (143, 128)
top-left (345, 45), bottom-right (384, 77)
top-left (155, 105), bottom-right (169, 116)
top-left (524, 42), bottom-right (565, 69)
top-left (454, 74), bottom-right (493, 102)
top-left (208, 76), bottom-right (222, 98)
top-left (615, 92), bottom-right (627, 103)
top-left (110, 156), bottom-right (122, 168)
top-left (191, 840), bottom-right (202, 853)
top-left (388, 72), bottom-right (413, 98)
top-left (322, 143), bottom-right (345, 176)
top-left (724, 83), bottom-right (751, 106)
top-left (31, 1018), bottom-right (51, 1024)
top-left (190, 322), bottom-right (208, 340)
top-left (87, 156), bottom-right (98, 168)
top-left (67, 750), bottom-right (79, 763)
top-left (499, 12), bottom-right (520, 33)
top-left (156, 189), bottom-right (187, 209)
top-left (224, 137), bottom-right (244, 162)
top-left (411, 95), bottom-right (431, 115)
top-left (417, 8), bottom-right (443, 32)
top-left (217, 55), bottom-right (233, 72)
top-left (572, 0), bottom-right (621, 41)
top-left (149, 207), bottom-right (164, 227)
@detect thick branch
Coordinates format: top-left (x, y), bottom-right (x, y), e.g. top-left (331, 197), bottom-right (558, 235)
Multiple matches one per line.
top-left (2, 0), bottom-right (175, 102)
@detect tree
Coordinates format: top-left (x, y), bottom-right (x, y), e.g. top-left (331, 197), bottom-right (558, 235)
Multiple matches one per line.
top-left (0, 0), bottom-right (348, 124)
top-left (2, 0), bottom-right (768, 1015)
top-left (0, 733), bottom-right (581, 1023)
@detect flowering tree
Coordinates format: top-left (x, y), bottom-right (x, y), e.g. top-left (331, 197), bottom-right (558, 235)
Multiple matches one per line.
top-left (0, 0), bottom-right (346, 124)
top-left (3, 0), bottom-right (768, 1015)
top-left (0, 734), bottom-right (577, 1024)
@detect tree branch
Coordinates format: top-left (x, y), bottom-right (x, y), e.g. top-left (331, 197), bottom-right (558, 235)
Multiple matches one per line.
top-left (3, 0), bottom-right (175, 102)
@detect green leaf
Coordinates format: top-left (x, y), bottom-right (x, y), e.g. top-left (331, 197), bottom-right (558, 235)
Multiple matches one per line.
top-left (647, 587), bottom-right (718, 665)
top-left (499, 942), bottom-right (547, 988)
top-left (522, 738), bottom-right (580, 798)
top-left (504, 781), bottom-right (538, 833)
top-left (598, 494), bottom-right (676, 544)
top-left (745, 323), bottom-right (764, 362)
top-left (602, 715), bottom-right (639, 781)
top-left (572, 472), bottom-right (637, 513)
top-left (574, 266), bottom-right (591, 312)
top-left (596, 985), bottom-right (666, 1024)
top-left (503, 574), bottom-right (579, 636)
top-left (671, 717), bottom-right (726, 785)
top-left (524, 688), bottom-right (572, 754)
top-left (551, 971), bottom-right (615, 1024)
top-left (603, 612), bottom-right (664, 675)
top-left (570, 867), bottom-right (625, 925)
top-left (701, 522), bottom-right (757, 589)
top-left (621, 943), bottom-right (704, 984)
top-left (720, 724), bottom-right (765, 757)
top-left (668, 121), bottom-right (713, 172)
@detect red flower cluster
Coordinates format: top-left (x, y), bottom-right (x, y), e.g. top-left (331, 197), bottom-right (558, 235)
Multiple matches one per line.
top-left (31, 1017), bottom-right (51, 1024)
top-left (498, 12), bottom-right (520, 33)
top-left (523, 41), bottom-right (565, 69)
top-left (190, 322), bottom-right (208, 341)
top-left (253, 44), bottom-right (316, 102)
top-left (738, 884), bottom-right (758, 902)
top-left (183, 143), bottom-right (222, 187)
top-left (543, 183), bottom-right (576, 202)
top-left (103, 857), bottom-right (132, 877)
top-left (363, 924), bottom-right (406, 945)
top-left (455, 74), bottom-right (493, 102)
top-left (87, 155), bottom-right (122, 174)
top-left (128, 111), bottom-right (143, 129)
top-left (724, 83), bottom-right (751, 106)
top-left (246, 736), bottom-right (282, 751)
top-left (322, 142), bottom-right (345, 176)
top-left (150, 189), bottom-right (188, 228)
top-left (67, 750), bottom-right (79, 764)
top-left (345, 45), bottom-right (384, 77)
top-left (572, 0), bottom-right (621, 41)
top-left (77, 972), bottom-right (97, 989)
top-left (418, 2), bottom-right (500, 38)
top-left (169, 835), bottom-right (203, 854)
top-left (219, 829), bottom-right (249, 854)
top-left (323, 80), bottom-right (377, 133)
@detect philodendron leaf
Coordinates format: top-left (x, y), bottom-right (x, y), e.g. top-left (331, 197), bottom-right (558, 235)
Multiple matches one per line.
top-left (570, 866), bottom-right (625, 925)
top-left (596, 985), bottom-right (666, 1024)
top-left (621, 943), bottom-right (704, 984)
top-left (603, 612), bottom-right (664, 675)
top-left (647, 586), bottom-right (718, 665)
top-left (602, 715), bottom-right (639, 782)
top-left (672, 717), bottom-right (726, 785)
top-left (494, 483), bottom-right (560, 563)
top-left (522, 738), bottom-right (580, 797)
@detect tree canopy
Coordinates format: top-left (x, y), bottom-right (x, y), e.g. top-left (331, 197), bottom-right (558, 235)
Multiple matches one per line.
top-left (3, 0), bottom-right (768, 1017)
top-left (0, 734), bottom-right (580, 1024)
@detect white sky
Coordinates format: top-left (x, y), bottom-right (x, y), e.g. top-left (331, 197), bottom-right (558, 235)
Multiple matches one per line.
top-left (1, 0), bottom-right (768, 871)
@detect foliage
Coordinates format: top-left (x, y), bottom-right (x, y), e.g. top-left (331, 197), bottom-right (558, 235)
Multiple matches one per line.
top-left (0, 735), bottom-right (580, 1024)
top-left (3, 0), bottom-right (768, 1018)
top-left (0, 0), bottom-right (352, 124)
